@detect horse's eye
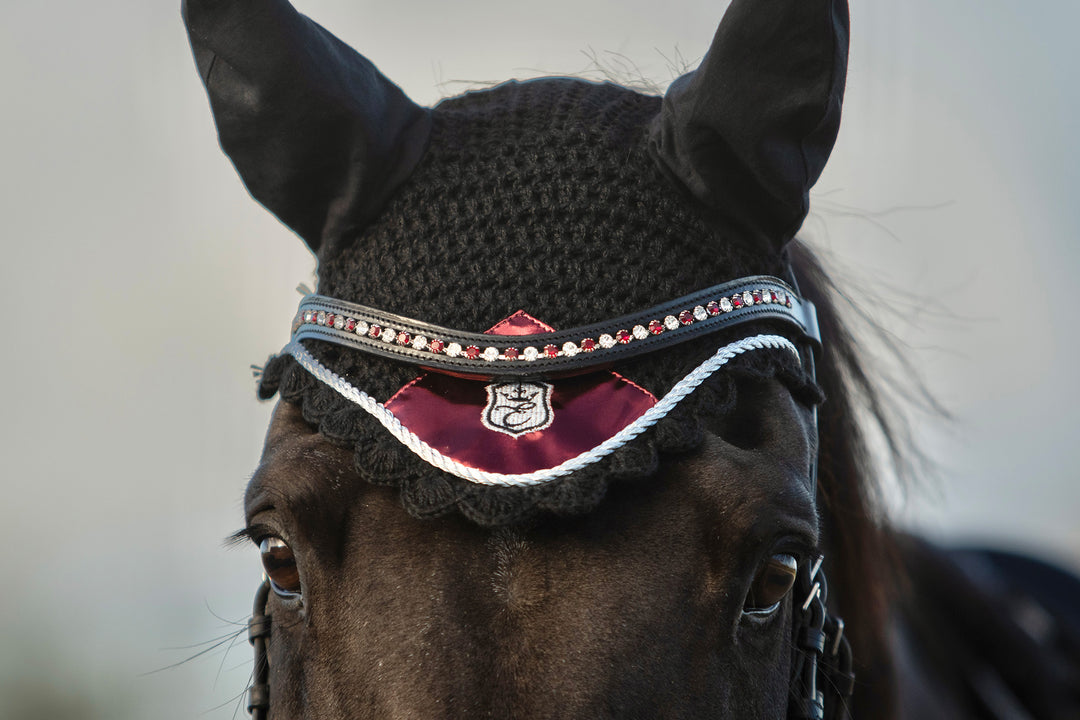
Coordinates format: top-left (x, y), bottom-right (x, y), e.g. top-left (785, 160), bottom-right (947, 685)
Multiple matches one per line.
top-left (260, 537), bottom-right (302, 597)
top-left (744, 554), bottom-right (798, 615)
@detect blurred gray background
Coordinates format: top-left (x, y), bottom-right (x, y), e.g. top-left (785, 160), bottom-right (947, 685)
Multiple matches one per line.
top-left (1, 0), bottom-right (1077, 717)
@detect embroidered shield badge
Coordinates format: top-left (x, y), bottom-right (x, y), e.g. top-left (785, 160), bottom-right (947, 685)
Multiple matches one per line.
top-left (482, 381), bottom-right (555, 437)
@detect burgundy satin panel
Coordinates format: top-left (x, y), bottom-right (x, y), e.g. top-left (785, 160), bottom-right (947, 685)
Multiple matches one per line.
top-left (385, 312), bottom-right (657, 474)
top-left (485, 309), bottom-right (557, 336)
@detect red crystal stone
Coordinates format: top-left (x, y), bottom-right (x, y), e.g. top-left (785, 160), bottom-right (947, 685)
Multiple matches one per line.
top-left (368, 324), bottom-right (382, 339)
top-left (429, 339), bottom-right (445, 354)
top-left (465, 345), bottom-right (481, 359)
top-left (771, 290), bottom-right (779, 303)
top-left (615, 329), bottom-right (631, 344)
top-left (786, 295), bottom-right (793, 307)
top-left (706, 301), bottom-right (720, 316)
top-left (752, 291), bottom-right (762, 304)
top-left (581, 338), bottom-right (597, 352)
top-left (732, 295), bottom-right (743, 308)
top-left (344, 318), bottom-right (357, 332)
top-left (648, 319), bottom-right (664, 335)
top-left (396, 331), bottom-right (412, 346)
top-left (543, 344), bottom-right (559, 358)
top-left (504, 347), bottom-right (518, 360)
top-left (678, 310), bottom-right (694, 325)
top-left (325, 313), bottom-right (336, 327)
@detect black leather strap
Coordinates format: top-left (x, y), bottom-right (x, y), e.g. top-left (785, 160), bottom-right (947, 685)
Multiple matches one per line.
top-left (290, 275), bottom-right (819, 378)
top-left (789, 561), bottom-right (855, 720)
top-left (247, 581), bottom-right (271, 720)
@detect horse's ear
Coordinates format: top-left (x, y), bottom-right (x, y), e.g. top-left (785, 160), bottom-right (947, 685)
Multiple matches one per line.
top-left (649, 0), bottom-right (849, 251)
top-left (182, 0), bottom-right (432, 258)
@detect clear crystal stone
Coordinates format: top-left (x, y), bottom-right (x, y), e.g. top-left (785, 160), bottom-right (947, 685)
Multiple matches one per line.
top-left (761, 289), bottom-right (772, 304)
top-left (562, 341), bottom-right (580, 357)
top-left (355, 320), bottom-right (369, 335)
top-left (382, 328), bottom-right (397, 343)
top-left (664, 315), bottom-right (679, 331)
top-left (482, 347), bottom-right (499, 362)
top-left (599, 333), bottom-right (616, 349)
top-left (412, 335), bottom-right (428, 350)
top-left (719, 297), bottom-right (733, 313)
top-left (632, 325), bottom-right (648, 340)
top-left (317, 310), bottom-right (326, 325)
top-left (743, 291), bottom-right (755, 306)
top-left (523, 347), bottom-right (540, 361)
top-left (693, 305), bottom-right (707, 321)
top-left (333, 315), bottom-right (345, 330)
top-left (446, 342), bottom-right (462, 357)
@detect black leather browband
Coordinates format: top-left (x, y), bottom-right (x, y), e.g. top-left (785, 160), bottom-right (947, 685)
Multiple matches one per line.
top-left (291, 275), bottom-right (819, 379)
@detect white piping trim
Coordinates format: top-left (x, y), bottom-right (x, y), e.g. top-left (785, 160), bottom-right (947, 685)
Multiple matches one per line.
top-left (283, 334), bottom-right (798, 487)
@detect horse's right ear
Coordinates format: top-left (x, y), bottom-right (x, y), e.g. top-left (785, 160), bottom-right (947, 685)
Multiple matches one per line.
top-left (182, 0), bottom-right (431, 258)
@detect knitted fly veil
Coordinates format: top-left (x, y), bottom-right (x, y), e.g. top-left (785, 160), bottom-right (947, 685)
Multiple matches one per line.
top-left (184, 0), bottom-right (847, 526)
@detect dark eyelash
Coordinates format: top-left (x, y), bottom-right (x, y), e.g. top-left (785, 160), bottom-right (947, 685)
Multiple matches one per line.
top-left (768, 536), bottom-right (819, 567)
top-left (224, 523), bottom-right (276, 548)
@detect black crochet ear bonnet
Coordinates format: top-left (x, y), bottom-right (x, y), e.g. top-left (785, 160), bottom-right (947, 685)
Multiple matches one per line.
top-left (184, 0), bottom-right (848, 525)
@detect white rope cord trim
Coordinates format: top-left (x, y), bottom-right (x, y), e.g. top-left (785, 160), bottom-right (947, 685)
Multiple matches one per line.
top-left (283, 334), bottom-right (798, 487)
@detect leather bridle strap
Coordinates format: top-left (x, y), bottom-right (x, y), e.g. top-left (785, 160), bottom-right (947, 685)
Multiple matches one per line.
top-left (782, 269), bottom-right (853, 720)
top-left (789, 559), bottom-right (856, 719)
top-left (290, 275), bottom-right (818, 378)
top-left (247, 580), bottom-right (271, 720)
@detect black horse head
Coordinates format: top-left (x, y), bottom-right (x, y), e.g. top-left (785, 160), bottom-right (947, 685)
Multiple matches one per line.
top-left (186, 1), bottom-right (901, 718)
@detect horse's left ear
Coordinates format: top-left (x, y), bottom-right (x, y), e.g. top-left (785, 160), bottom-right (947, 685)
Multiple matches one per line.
top-left (182, 0), bottom-right (432, 259)
top-left (649, 0), bottom-right (849, 251)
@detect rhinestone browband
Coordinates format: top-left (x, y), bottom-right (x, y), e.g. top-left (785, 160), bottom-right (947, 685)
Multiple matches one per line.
top-left (290, 275), bottom-right (819, 378)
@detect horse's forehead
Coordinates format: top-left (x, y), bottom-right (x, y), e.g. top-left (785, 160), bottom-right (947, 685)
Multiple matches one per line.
top-left (245, 402), bottom-right (354, 515)
top-left (261, 399), bottom-right (318, 452)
